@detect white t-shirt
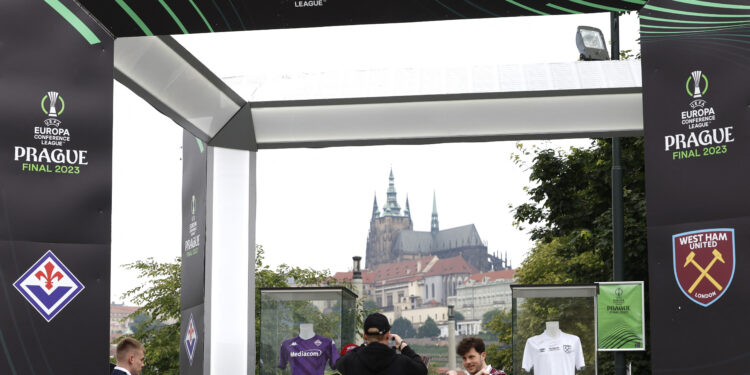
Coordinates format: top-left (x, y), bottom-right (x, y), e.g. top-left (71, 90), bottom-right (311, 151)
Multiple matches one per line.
top-left (522, 331), bottom-right (584, 375)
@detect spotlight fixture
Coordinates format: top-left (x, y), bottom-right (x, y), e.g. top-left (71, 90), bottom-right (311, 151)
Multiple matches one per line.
top-left (576, 26), bottom-right (610, 61)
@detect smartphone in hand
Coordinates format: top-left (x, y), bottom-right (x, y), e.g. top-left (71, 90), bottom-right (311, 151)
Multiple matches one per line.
top-left (389, 336), bottom-right (397, 349)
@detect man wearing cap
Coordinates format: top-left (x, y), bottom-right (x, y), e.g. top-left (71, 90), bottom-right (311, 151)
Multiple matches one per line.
top-left (335, 312), bottom-right (428, 375)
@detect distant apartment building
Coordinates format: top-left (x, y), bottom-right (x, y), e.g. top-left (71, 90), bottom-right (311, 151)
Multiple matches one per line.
top-left (447, 269), bottom-right (515, 321)
top-left (110, 303), bottom-right (140, 356)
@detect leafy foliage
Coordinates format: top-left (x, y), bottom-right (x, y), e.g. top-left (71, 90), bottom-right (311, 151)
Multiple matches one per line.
top-left (391, 317), bottom-right (417, 338)
top-left (482, 309), bottom-right (503, 331)
top-left (453, 311), bottom-right (465, 322)
top-left (486, 139), bottom-right (650, 374)
top-left (417, 317), bottom-right (441, 338)
top-left (484, 309), bottom-right (512, 374)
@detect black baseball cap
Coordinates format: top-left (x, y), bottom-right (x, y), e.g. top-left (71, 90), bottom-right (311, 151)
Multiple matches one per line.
top-left (364, 313), bottom-right (390, 335)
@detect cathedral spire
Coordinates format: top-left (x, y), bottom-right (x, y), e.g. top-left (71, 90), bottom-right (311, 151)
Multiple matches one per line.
top-left (404, 195), bottom-right (411, 219)
top-left (431, 191), bottom-right (439, 234)
top-left (372, 193), bottom-right (380, 219)
top-left (383, 167), bottom-right (402, 216)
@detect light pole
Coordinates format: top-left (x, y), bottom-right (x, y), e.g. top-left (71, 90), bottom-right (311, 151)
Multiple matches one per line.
top-left (448, 304), bottom-right (456, 371)
top-left (352, 256), bottom-right (363, 344)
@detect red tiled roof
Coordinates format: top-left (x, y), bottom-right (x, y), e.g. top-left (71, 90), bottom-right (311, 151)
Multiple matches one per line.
top-left (332, 270), bottom-right (376, 284)
top-left (372, 256), bottom-right (436, 282)
top-left (468, 269), bottom-right (515, 282)
top-left (377, 275), bottom-right (422, 286)
top-left (424, 256), bottom-right (478, 277)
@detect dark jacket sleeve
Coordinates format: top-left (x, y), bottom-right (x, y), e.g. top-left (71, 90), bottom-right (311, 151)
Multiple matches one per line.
top-left (398, 345), bottom-right (428, 375)
top-left (334, 355), bottom-right (348, 374)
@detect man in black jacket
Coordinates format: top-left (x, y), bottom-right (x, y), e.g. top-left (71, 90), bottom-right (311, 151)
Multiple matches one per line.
top-left (335, 313), bottom-right (428, 375)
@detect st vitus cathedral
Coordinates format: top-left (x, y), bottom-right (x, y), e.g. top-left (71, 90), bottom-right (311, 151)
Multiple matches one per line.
top-left (365, 169), bottom-right (511, 272)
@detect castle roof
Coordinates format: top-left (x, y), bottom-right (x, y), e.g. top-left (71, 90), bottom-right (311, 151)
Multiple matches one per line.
top-left (468, 269), bottom-right (515, 283)
top-left (424, 256), bottom-right (478, 277)
top-left (392, 224), bottom-right (484, 254)
top-left (372, 256), bottom-right (437, 286)
top-left (332, 270), bottom-right (376, 284)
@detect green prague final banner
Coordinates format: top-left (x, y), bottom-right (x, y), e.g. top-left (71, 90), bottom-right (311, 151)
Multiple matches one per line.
top-left (597, 282), bottom-right (644, 351)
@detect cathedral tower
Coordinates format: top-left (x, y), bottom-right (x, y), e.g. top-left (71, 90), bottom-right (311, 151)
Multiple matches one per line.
top-left (365, 168), bottom-right (412, 269)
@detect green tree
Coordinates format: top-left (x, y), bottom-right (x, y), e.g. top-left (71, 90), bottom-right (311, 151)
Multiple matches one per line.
top-left (484, 309), bottom-right (512, 374)
top-left (453, 311), bottom-right (465, 321)
top-left (391, 317), bottom-right (417, 338)
top-left (362, 298), bottom-right (381, 324)
top-left (485, 139), bottom-right (650, 374)
top-left (482, 309), bottom-right (503, 330)
top-left (120, 257), bottom-right (181, 375)
top-left (127, 312), bottom-right (150, 334)
top-left (417, 317), bottom-right (440, 338)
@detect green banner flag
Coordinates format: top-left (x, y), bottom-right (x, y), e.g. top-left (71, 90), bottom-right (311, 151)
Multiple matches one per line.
top-left (597, 282), bottom-right (645, 351)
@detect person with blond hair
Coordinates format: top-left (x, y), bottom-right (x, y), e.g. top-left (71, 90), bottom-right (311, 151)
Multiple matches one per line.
top-left (112, 337), bottom-right (145, 375)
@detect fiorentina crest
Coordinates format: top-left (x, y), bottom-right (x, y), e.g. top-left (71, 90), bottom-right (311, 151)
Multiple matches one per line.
top-left (673, 229), bottom-right (735, 307)
top-left (185, 313), bottom-right (198, 366)
top-left (13, 250), bottom-right (84, 321)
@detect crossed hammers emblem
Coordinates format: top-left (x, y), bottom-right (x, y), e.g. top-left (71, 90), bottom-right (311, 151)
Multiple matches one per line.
top-left (683, 249), bottom-right (725, 294)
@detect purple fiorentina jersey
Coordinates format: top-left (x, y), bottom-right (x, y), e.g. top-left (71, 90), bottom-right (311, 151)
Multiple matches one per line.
top-left (278, 334), bottom-right (339, 375)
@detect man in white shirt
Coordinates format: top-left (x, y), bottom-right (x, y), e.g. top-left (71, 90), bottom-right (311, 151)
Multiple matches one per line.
top-left (446, 337), bottom-right (506, 375)
top-left (111, 337), bottom-right (145, 375)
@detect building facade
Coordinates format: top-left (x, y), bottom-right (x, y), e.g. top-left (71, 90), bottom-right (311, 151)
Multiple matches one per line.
top-left (447, 269), bottom-right (515, 321)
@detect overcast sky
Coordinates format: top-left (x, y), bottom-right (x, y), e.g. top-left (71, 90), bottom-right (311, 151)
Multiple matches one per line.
top-left (111, 12), bottom-right (640, 304)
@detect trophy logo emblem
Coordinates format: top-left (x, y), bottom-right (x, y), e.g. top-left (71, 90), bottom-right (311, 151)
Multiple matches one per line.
top-left (47, 91), bottom-right (59, 117)
top-left (686, 71), bottom-right (708, 99)
top-left (42, 91), bottom-right (65, 127)
top-left (42, 91), bottom-right (65, 117)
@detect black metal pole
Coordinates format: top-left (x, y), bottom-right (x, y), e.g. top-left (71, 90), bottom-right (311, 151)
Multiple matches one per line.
top-left (612, 137), bottom-right (624, 281)
top-left (611, 11), bottom-right (626, 375)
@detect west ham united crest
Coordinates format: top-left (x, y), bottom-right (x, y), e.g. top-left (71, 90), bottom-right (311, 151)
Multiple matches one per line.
top-left (185, 313), bottom-right (198, 365)
top-left (673, 229), bottom-right (735, 307)
top-left (13, 250), bottom-right (84, 321)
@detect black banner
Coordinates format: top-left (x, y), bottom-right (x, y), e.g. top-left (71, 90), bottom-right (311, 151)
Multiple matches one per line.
top-left (180, 304), bottom-right (206, 375)
top-left (0, 0), bottom-right (113, 374)
top-left (181, 132), bottom-right (207, 372)
top-left (642, 1), bottom-right (750, 373)
top-left (76, 0), bottom-right (644, 37)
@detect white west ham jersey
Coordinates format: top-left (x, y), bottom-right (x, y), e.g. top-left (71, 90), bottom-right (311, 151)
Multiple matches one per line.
top-left (522, 332), bottom-right (585, 375)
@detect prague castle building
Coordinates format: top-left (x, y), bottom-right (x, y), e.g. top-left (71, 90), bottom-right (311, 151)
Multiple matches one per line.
top-left (365, 169), bottom-right (510, 272)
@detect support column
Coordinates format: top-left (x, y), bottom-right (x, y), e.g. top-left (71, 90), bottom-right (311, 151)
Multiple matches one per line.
top-left (205, 146), bottom-right (256, 374)
top-left (448, 305), bottom-right (456, 371)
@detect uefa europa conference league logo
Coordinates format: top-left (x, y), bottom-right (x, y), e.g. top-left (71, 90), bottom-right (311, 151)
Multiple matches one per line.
top-left (664, 70), bottom-right (734, 160)
top-left (184, 194), bottom-right (201, 257)
top-left (13, 91), bottom-right (88, 174)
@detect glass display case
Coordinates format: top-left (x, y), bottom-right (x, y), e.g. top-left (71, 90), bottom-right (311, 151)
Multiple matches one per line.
top-left (259, 287), bottom-right (358, 375)
top-left (510, 284), bottom-right (598, 375)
